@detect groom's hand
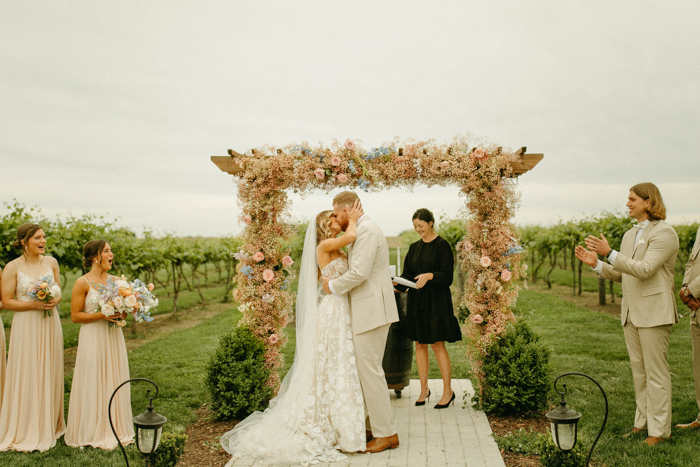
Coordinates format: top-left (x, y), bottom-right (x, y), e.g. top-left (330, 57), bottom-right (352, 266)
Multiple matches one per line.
top-left (320, 276), bottom-right (331, 294)
top-left (575, 245), bottom-right (598, 267)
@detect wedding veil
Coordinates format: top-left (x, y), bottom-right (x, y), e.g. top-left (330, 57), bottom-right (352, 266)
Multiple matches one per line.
top-left (220, 219), bottom-right (321, 463)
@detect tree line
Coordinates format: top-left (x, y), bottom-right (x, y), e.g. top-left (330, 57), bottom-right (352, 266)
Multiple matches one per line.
top-left (0, 202), bottom-right (243, 313)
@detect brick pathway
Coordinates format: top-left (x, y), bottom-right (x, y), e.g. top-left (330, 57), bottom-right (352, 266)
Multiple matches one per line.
top-left (225, 379), bottom-right (505, 467)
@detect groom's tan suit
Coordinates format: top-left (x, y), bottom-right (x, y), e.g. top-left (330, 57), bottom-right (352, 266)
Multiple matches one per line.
top-left (600, 219), bottom-right (679, 438)
top-left (331, 216), bottom-right (399, 438)
top-left (682, 226), bottom-right (700, 420)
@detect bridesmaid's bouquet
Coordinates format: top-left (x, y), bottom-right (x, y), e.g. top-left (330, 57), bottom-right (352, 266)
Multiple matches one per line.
top-left (97, 276), bottom-right (158, 328)
top-left (27, 273), bottom-right (61, 318)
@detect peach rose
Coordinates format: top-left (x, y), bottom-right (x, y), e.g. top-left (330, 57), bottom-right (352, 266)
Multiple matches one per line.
top-left (314, 168), bottom-right (325, 179)
top-left (480, 255), bottom-right (492, 268)
top-left (330, 156), bottom-right (341, 166)
top-left (125, 295), bottom-right (138, 308)
top-left (463, 241), bottom-right (473, 252)
top-left (116, 319), bottom-right (127, 328)
top-left (243, 215), bottom-right (252, 224)
top-left (282, 255), bottom-right (294, 267)
top-left (252, 252), bottom-right (265, 262)
top-left (473, 147), bottom-right (488, 162)
top-left (262, 269), bottom-right (275, 282)
top-left (268, 334), bottom-right (279, 345)
top-left (148, 283), bottom-right (155, 291)
top-left (441, 161), bottom-right (450, 169)
top-left (37, 290), bottom-right (47, 300)
top-left (337, 173), bottom-right (348, 183)
top-left (470, 314), bottom-right (484, 324)
top-left (113, 296), bottom-right (124, 309)
top-left (39, 282), bottom-right (49, 289)
top-left (501, 270), bottom-right (512, 282)
top-left (344, 139), bottom-right (356, 151)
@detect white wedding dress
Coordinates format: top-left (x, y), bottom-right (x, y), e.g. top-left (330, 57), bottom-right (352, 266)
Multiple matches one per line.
top-left (221, 223), bottom-right (365, 465)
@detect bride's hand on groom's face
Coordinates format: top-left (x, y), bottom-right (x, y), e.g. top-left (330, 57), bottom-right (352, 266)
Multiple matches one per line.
top-left (347, 200), bottom-right (364, 222)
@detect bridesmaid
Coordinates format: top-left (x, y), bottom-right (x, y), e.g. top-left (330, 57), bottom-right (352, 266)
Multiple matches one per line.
top-left (65, 240), bottom-right (134, 450)
top-left (0, 266), bottom-right (5, 412)
top-left (0, 223), bottom-right (65, 452)
top-left (394, 209), bottom-right (462, 408)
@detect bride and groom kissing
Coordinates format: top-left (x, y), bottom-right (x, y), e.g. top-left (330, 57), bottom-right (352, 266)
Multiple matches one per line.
top-left (221, 191), bottom-right (401, 464)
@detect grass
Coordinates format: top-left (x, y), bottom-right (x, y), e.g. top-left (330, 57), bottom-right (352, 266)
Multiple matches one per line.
top-left (517, 288), bottom-right (699, 467)
top-left (0, 301), bottom-right (242, 467)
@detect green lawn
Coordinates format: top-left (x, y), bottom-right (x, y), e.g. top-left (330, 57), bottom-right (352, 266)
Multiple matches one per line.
top-left (518, 288), bottom-right (699, 467)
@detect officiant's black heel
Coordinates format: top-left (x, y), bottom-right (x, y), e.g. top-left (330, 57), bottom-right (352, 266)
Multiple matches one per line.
top-left (434, 391), bottom-right (455, 409)
top-left (415, 389), bottom-right (431, 406)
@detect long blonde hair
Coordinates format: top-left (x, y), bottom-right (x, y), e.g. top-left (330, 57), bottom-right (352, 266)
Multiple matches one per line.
top-left (630, 182), bottom-right (666, 220)
top-left (315, 210), bottom-right (333, 245)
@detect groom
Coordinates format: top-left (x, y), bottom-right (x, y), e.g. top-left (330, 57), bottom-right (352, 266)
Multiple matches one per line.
top-left (321, 191), bottom-right (400, 453)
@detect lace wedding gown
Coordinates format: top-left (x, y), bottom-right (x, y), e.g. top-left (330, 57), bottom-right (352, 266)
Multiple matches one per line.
top-left (221, 256), bottom-right (366, 464)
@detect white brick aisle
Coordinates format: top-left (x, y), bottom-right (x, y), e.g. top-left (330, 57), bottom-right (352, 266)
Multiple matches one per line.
top-left (225, 379), bottom-right (505, 467)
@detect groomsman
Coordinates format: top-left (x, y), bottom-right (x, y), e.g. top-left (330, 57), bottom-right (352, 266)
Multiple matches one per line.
top-left (676, 225), bottom-right (700, 429)
top-left (576, 182), bottom-right (679, 446)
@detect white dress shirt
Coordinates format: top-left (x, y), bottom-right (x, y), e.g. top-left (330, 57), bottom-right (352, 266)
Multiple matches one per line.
top-left (593, 219), bottom-right (650, 273)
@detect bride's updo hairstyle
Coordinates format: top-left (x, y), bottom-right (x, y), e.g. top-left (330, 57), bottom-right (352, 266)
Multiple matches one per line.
top-left (82, 239), bottom-right (107, 270)
top-left (412, 208), bottom-right (435, 229)
top-left (316, 210), bottom-right (333, 245)
top-left (13, 223), bottom-right (43, 254)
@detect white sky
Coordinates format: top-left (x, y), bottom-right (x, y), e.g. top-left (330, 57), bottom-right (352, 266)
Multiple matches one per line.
top-left (1, 1), bottom-right (699, 237)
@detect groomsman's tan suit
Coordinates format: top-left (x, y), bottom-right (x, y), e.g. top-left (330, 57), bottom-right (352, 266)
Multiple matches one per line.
top-left (331, 216), bottom-right (399, 438)
top-left (682, 226), bottom-right (700, 420)
top-left (600, 219), bottom-right (679, 438)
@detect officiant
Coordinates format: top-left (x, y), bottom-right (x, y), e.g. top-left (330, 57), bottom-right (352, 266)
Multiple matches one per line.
top-left (393, 208), bottom-right (462, 409)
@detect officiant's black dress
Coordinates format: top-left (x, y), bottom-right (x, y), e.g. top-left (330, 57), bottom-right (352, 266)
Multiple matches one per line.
top-left (397, 235), bottom-right (462, 344)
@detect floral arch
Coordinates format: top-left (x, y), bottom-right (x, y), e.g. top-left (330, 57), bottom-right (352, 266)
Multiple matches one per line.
top-left (211, 134), bottom-right (543, 390)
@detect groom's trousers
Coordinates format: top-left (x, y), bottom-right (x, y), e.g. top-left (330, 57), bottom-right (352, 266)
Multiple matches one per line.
top-left (353, 323), bottom-right (395, 438)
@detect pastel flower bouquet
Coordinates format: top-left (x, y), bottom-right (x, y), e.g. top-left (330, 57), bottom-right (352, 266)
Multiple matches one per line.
top-left (97, 276), bottom-right (158, 328)
top-left (26, 273), bottom-right (61, 318)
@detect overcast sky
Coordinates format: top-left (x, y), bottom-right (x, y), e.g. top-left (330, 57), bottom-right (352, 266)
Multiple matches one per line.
top-left (2, 1), bottom-right (699, 237)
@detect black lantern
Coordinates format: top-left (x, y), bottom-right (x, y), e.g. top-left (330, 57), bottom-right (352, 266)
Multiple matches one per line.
top-left (545, 372), bottom-right (608, 467)
top-left (109, 378), bottom-right (167, 467)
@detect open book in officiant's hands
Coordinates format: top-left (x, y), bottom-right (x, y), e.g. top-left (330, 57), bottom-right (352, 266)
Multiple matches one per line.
top-left (392, 276), bottom-right (418, 289)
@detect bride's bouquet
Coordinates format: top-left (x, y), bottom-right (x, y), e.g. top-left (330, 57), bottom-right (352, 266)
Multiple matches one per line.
top-left (97, 276), bottom-right (158, 328)
top-left (26, 273), bottom-right (61, 318)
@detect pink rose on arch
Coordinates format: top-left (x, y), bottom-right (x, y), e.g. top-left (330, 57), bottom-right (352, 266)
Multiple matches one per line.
top-left (344, 139), bottom-right (356, 151)
top-left (252, 252), bottom-right (264, 262)
top-left (473, 147), bottom-right (488, 162)
top-left (314, 168), bottom-right (325, 179)
top-left (441, 161), bottom-right (450, 169)
top-left (330, 156), bottom-right (341, 166)
top-left (282, 255), bottom-right (294, 267)
top-left (480, 255), bottom-right (492, 268)
top-left (463, 241), bottom-right (473, 252)
top-left (262, 269), bottom-right (275, 282)
top-left (470, 314), bottom-right (484, 324)
top-left (268, 334), bottom-right (279, 345)
top-left (243, 215), bottom-right (252, 224)
top-left (501, 270), bottom-right (512, 281)
top-left (337, 173), bottom-right (348, 183)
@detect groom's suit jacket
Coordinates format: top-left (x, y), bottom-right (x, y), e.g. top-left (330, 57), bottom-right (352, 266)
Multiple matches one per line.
top-left (332, 216), bottom-right (399, 335)
top-left (683, 226), bottom-right (700, 322)
top-left (600, 219), bottom-right (679, 327)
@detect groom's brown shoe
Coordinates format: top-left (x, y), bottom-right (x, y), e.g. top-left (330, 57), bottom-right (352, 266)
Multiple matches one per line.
top-left (366, 430), bottom-right (374, 443)
top-left (676, 421), bottom-right (700, 429)
top-left (362, 434), bottom-right (399, 453)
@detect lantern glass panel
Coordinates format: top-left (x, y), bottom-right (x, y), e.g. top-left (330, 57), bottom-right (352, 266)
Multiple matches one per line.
top-left (137, 426), bottom-right (163, 454)
top-left (552, 422), bottom-right (577, 452)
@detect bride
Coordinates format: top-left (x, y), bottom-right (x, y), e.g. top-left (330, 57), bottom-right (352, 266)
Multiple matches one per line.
top-left (221, 201), bottom-right (366, 464)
